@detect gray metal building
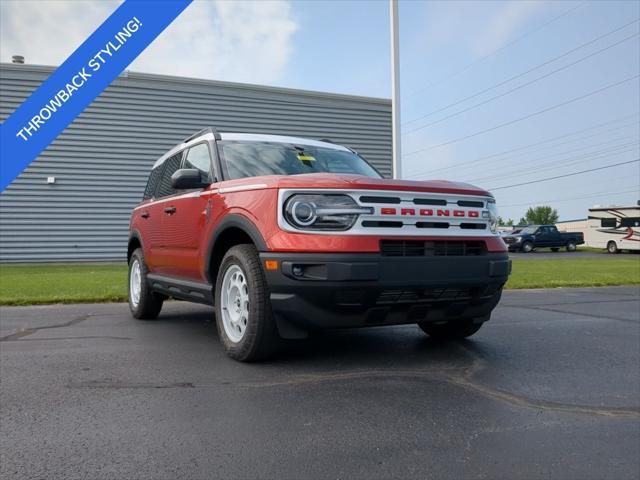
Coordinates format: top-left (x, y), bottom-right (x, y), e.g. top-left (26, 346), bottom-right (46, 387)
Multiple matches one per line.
top-left (0, 63), bottom-right (391, 263)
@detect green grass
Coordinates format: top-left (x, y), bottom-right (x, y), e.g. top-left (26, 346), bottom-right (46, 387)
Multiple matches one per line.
top-left (506, 257), bottom-right (640, 289)
top-left (576, 246), bottom-right (609, 253)
top-left (0, 264), bottom-right (128, 306)
top-left (1, 256), bottom-right (638, 306)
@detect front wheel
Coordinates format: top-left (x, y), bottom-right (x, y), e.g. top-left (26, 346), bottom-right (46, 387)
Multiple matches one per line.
top-left (521, 241), bottom-right (534, 253)
top-left (566, 242), bottom-right (577, 252)
top-left (418, 318), bottom-right (483, 340)
top-left (128, 248), bottom-right (164, 319)
top-left (214, 244), bottom-right (279, 362)
top-left (607, 241), bottom-right (620, 254)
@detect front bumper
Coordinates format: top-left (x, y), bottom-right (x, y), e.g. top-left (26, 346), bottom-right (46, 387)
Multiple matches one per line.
top-left (260, 252), bottom-right (511, 331)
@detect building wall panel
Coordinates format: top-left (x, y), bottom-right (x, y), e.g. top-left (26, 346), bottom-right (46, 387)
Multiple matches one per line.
top-left (0, 64), bottom-right (391, 262)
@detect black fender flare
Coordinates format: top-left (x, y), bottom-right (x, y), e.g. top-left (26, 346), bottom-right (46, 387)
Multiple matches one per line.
top-left (127, 230), bottom-right (145, 263)
top-left (204, 214), bottom-right (268, 283)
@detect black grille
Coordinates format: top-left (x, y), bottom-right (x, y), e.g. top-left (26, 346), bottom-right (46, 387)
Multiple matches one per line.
top-left (413, 198), bottom-right (447, 206)
top-left (359, 196), bottom-right (401, 204)
top-left (457, 200), bottom-right (484, 208)
top-left (362, 220), bottom-right (403, 228)
top-left (380, 240), bottom-right (487, 256)
top-left (376, 287), bottom-right (474, 305)
top-left (415, 221), bottom-right (449, 229)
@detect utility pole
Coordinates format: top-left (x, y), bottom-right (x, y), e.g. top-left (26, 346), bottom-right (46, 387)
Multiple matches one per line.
top-left (390, 0), bottom-right (402, 179)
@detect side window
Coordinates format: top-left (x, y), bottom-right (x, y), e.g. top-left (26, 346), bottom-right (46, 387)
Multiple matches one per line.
top-left (143, 165), bottom-right (163, 200)
top-left (621, 217), bottom-right (640, 228)
top-left (156, 153), bottom-right (183, 198)
top-left (601, 218), bottom-right (617, 228)
top-left (184, 143), bottom-right (212, 183)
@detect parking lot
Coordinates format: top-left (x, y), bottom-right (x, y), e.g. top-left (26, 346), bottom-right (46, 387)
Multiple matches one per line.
top-left (1, 286), bottom-right (639, 480)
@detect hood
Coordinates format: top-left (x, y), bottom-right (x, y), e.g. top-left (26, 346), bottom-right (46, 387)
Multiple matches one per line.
top-left (221, 173), bottom-right (492, 197)
top-left (502, 233), bottom-right (527, 243)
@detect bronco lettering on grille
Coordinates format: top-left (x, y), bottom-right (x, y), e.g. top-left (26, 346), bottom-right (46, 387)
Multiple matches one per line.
top-left (380, 207), bottom-right (480, 218)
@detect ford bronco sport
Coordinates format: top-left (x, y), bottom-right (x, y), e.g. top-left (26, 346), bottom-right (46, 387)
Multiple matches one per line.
top-left (128, 127), bottom-right (511, 361)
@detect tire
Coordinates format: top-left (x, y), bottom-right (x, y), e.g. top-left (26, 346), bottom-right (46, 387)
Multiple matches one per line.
top-left (128, 248), bottom-right (164, 319)
top-left (418, 318), bottom-right (483, 340)
top-left (607, 241), bottom-right (619, 254)
top-left (521, 241), bottom-right (534, 253)
top-left (566, 242), bottom-right (577, 252)
top-left (214, 244), bottom-right (279, 362)
top-left (551, 247), bottom-right (560, 252)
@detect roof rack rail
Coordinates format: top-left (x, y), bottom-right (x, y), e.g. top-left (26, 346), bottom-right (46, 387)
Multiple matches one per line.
top-left (184, 127), bottom-right (221, 143)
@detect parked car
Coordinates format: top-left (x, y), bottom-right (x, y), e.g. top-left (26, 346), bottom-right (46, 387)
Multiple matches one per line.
top-left (503, 225), bottom-right (584, 252)
top-left (127, 128), bottom-right (511, 361)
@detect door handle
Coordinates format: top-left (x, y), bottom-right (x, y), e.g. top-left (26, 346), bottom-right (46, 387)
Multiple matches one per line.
top-left (140, 211), bottom-right (150, 219)
top-left (164, 206), bottom-right (176, 215)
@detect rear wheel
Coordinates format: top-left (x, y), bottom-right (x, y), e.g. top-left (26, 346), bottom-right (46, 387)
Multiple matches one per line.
top-left (566, 242), bottom-right (577, 252)
top-left (607, 241), bottom-right (619, 254)
top-left (214, 244), bottom-right (279, 361)
top-left (128, 248), bottom-right (163, 319)
top-left (521, 241), bottom-right (534, 253)
top-left (418, 318), bottom-right (483, 340)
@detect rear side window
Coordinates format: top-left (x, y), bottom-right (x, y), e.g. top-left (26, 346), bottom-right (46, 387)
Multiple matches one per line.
top-left (621, 217), bottom-right (640, 228)
top-left (143, 166), bottom-right (163, 200)
top-left (184, 143), bottom-right (212, 183)
top-left (156, 153), bottom-right (183, 198)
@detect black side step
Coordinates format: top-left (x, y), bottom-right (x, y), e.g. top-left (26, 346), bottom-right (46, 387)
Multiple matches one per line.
top-left (147, 274), bottom-right (214, 306)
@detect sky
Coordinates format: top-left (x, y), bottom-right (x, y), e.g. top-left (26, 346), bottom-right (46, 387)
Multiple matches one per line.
top-left (1, 0), bottom-right (638, 222)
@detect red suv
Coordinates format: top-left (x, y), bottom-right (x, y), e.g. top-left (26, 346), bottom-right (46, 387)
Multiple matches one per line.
top-left (128, 127), bottom-right (510, 361)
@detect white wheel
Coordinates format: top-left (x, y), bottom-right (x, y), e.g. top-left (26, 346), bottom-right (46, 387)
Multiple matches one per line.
top-left (128, 248), bottom-right (163, 319)
top-left (214, 244), bottom-right (279, 361)
top-left (220, 264), bottom-right (250, 343)
top-left (129, 259), bottom-right (142, 308)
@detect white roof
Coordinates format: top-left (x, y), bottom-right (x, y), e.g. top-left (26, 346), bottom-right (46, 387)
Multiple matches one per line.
top-left (219, 133), bottom-right (350, 151)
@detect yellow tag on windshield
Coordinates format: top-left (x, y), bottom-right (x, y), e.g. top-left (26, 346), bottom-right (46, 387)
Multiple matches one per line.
top-left (297, 153), bottom-right (316, 162)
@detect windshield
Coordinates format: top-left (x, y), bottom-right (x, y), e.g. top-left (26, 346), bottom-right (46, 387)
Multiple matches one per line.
top-left (219, 141), bottom-right (382, 180)
top-left (519, 226), bottom-right (538, 234)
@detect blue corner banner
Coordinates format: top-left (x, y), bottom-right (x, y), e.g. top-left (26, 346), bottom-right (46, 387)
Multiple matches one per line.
top-left (0, 0), bottom-right (192, 192)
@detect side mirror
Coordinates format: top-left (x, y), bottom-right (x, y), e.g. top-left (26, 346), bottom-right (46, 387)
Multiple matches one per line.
top-left (171, 169), bottom-right (209, 189)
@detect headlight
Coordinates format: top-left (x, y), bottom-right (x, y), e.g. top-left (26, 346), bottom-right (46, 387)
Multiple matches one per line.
top-left (283, 194), bottom-right (373, 231)
top-left (486, 198), bottom-right (499, 233)
top-left (515, 237), bottom-right (522, 243)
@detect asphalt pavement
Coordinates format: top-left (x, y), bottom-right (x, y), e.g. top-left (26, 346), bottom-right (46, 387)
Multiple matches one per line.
top-left (1, 286), bottom-right (639, 480)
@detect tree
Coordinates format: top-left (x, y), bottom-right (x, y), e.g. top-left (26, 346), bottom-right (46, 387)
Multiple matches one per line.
top-left (524, 206), bottom-right (559, 225)
top-left (498, 217), bottom-right (515, 227)
top-left (518, 217), bottom-right (528, 226)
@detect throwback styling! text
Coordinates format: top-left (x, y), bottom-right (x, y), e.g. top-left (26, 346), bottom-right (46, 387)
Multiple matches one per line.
top-left (15, 17), bottom-right (142, 142)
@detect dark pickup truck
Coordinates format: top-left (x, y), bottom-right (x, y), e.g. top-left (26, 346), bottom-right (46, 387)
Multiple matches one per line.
top-left (503, 225), bottom-right (584, 253)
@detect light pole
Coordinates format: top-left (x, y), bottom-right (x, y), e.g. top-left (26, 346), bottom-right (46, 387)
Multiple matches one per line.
top-left (390, 0), bottom-right (402, 179)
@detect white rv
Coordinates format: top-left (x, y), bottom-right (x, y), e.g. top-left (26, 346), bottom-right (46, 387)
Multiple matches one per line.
top-left (586, 204), bottom-right (640, 253)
